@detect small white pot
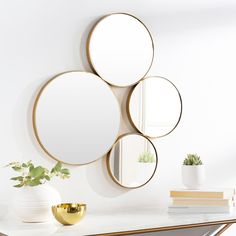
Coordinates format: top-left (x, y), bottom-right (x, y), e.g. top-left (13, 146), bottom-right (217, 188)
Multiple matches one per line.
top-left (182, 165), bottom-right (205, 189)
top-left (137, 163), bottom-right (156, 184)
top-left (14, 184), bottom-right (61, 223)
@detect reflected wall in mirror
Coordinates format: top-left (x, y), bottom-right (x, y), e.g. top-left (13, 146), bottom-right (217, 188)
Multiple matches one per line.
top-left (107, 134), bottom-right (158, 188)
top-left (87, 13), bottom-right (154, 87)
top-left (33, 71), bottom-right (120, 165)
top-left (128, 76), bottom-right (182, 138)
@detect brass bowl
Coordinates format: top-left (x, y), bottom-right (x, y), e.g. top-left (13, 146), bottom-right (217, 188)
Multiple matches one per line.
top-left (52, 203), bottom-right (86, 225)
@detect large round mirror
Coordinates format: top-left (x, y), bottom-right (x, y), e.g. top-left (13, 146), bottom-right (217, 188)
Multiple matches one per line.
top-left (128, 76), bottom-right (182, 138)
top-left (33, 71), bottom-right (120, 165)
top-left (107, 134), bottom-right (158, 188)
top-left (87, 13), bottom-right (154, 87)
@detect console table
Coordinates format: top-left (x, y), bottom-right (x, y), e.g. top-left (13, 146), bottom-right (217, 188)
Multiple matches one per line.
top-left (1, 208), bottom-right (236, 235)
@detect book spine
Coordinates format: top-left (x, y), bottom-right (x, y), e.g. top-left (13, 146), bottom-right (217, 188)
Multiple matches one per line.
top-left (172, 197), bottom-right (231, 200)
top-left (170, 192), bottom-right (224, 198)
top-left (168, 206), bottom-right (232, 213)
top-left (172, 199), bottom-right (231, 206)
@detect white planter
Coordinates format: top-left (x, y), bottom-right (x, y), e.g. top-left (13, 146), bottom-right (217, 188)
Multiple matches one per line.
top-left (137, 163), bottom-right (156, 185)
top-left (182, 165), bottom-right (205, 189)
top-left (14, 184), bottom-right (61, 223)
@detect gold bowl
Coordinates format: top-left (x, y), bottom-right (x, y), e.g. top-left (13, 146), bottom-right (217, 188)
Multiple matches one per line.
top-left (52, 203), bottom-right (86, 225)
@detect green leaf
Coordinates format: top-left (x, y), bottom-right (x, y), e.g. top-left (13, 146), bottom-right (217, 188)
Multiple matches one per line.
top-left (22, 163), bottom-right (27, 168)
top-left (29, 165), bottom-right (34, 172)
top-left (30, 166), bottom-right (45, 178)
top-left (27, 160), bottom-right (32, 165)
top-left (54, 162), bottom-right (62, 171)
top-left (28, 179), bottom-right (42, 186)
top-left (51, 162), bottom-right (62, 173)
top-left (29, 164), bottom-right (34, 172)
top-left (14, 183), bottom-right (24, 188)
top-left (60, 168), bottom-right (70, 175)
top-left (11, 176), bottom-right (24, 181)
top-left (44, 175), bottom-right (50, 181)
top-left (12, 166), bottom-right (22, 172)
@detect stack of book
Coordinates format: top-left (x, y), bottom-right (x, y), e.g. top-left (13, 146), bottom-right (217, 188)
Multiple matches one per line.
top-left (168, 189), bottom-right (235, 213)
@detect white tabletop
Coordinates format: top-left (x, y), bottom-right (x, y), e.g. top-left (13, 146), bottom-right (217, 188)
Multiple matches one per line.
top-left (1, 208), bottom-right (236, 236)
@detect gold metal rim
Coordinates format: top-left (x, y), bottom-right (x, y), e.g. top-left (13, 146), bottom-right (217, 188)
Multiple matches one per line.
top-left (127, 76), bottom-right (183, 139)
top-left (106, 133), bottom-right (158, 189)
top-left (86, 12), bottom-right (155, 88)
top-left (32, 70), bottom-right (121, 166)
top-left (91, 220), bottom-right (235, 236)
top-left (52, 203), bottom-right (87, 208)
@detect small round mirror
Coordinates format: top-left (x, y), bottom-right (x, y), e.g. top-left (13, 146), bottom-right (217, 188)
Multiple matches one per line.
top-left (33, 71), bottom-right (120, 165)
top-left (107, 134), bottom-right (158, 188)
top-left (87, 13), bottom-right (154, 87)
top-left (128, 76), bottom-right (182, 138)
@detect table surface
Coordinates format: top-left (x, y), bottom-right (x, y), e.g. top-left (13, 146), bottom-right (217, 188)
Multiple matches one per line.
top-left (1, 208), bottom-right (236, 236)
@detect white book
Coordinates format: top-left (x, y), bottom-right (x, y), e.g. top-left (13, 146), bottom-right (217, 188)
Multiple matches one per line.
top-left (168, 205), bottom-right (233, 214)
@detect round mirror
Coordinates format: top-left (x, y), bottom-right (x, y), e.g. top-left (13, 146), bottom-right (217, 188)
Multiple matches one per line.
top-left (107, 134), bottom-right (158, 188)
top-left (128, 76), bottom-right (182, 138)
top-left (33, 71), bottom-right (120, 165)
top-left (87, 13), bottom-right (154, 87)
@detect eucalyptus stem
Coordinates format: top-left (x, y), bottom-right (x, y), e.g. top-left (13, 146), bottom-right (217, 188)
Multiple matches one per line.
top-left (6, 161), bottom-right (70, 187)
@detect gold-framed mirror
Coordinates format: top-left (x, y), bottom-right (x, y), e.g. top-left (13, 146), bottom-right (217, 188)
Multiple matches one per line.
top-left (107, 133), bottom-right (158, 188)
top-left (87, 13), bottom-right (154, 87)
top-left (33, 71), bottom-right (121, 165)
top-left (128, 76), bottom-right (182, 138)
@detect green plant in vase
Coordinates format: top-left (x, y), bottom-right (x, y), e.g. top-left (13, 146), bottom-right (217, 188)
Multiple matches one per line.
top-left (183, 154), bottom-right (203, 165)
top-left (5, 160), bottom-right (71, 222)
top-left (182, 153), bottom-right (204, 189)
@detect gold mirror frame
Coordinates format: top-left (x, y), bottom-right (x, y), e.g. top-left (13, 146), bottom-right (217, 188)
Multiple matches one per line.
top-left (32, 70), bottom-right (121, 166)
top-left (31, 13), bottom-right (182, 190)
top-left (127, 76), bottom-right (183, 139)
top-left (87, 13), bottom-right (155, 87)
top-left (107, 133), bottom-right (158, 189)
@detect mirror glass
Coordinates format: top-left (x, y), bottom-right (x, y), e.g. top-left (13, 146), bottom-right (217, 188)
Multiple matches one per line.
top-left (33, 71), bottom-right (120, 165)
top-left (108, 134), bottom-right (157, 188)
top-left (129, 76), bottom-right (182, 138)
top-left (87, 13), bottom-right (154, 87)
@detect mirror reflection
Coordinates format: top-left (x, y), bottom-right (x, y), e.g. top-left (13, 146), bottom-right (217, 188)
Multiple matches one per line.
top-left (87, 13), bottom-right (154, 87)
top-left (129, 76), bottom-right (182, 138)
top-left (108, 134), bottom-right (157, 188)
top-left (33, 71), bottom-right (120, 165)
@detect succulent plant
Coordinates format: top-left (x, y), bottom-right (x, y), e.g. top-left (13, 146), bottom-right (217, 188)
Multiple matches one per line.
top-left (138, 151), bottom-right (155, 163)
top-left (183, 154), bottom-right (203, 165)
top-left (6, 161), bottom-right (70, 187)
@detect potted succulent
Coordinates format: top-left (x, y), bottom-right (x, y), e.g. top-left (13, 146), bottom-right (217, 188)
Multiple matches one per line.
top-left (182, 154), bottom-right (204, 189)
top-left (138, 151), bottom-right (156, 163)
top-left (137, 151), bottom-right (156, 184)
top-left (6, 160), bottom-right (70, 222)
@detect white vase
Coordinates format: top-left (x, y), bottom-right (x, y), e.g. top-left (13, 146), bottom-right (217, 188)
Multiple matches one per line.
top-left (182, 165), bottom-right (205, 189)
top-left (14, 184), bottom-right (61, 223)
top-left (0, 204), bottom-right (8, 220)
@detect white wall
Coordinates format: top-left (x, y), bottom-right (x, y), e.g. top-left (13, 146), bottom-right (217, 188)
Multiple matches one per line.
top-left (1, 0), bottom-right (236, 234)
